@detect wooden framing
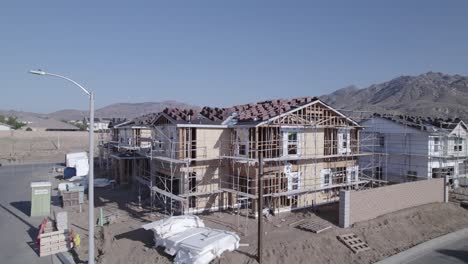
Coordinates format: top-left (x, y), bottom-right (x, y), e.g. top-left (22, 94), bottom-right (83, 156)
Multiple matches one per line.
top-left (128, 99), bottom-right (367, 216)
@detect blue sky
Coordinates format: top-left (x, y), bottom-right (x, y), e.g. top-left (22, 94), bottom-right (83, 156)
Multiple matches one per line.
top-left (1, 1), bottom-right (468, 113)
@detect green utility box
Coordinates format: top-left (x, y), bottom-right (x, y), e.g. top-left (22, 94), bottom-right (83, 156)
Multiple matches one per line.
top-left (30, 182), bottom-right (51, 217)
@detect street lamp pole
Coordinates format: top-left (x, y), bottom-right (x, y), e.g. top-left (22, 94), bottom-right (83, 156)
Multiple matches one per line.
top-left (29, 70), bottom-right (95, 264)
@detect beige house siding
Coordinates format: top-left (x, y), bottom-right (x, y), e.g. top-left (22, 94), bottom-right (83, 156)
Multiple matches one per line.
top-left (301, 128), bottom-right (325, 157)
top-left (195, 128), bottom-right (230, 159)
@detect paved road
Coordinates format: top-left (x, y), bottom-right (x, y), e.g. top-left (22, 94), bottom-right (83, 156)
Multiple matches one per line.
top-left (0, 163), bottom-right (59, 264)
top-left (376, 227), bottom-right (468, 264)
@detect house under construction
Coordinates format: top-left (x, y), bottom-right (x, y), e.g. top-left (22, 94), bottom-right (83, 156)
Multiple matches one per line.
top-left (120, 97), bottom-right (377, 216)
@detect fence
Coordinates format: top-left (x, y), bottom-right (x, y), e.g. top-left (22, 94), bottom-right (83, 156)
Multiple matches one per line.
top-left (0, 131), bottom-right (98, 164)
top-left (339, 178), bottom-right (447, 227)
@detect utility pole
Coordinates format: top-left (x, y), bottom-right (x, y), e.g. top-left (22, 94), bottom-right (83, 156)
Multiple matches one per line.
top-left (257, 153), bottom-right (263, 264)
top-left (29, 70), bottom-right (96, 264)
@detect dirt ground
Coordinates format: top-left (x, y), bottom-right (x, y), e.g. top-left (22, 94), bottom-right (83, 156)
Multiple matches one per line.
top-left (55, 177), bottom-right (468, 264)
top-left (0, 131), bottom-right (96, 165)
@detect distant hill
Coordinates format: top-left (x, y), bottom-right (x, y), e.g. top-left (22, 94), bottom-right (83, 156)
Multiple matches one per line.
top-left (48, 109), bottom-right (87, 121)
top-left (5, 73), bottom-right (468, 123)
top-left (320, 72), bottom-right (468, 121)
top-left (47, 100), bottom-right (199, 121)
top-left (95, 101), bottom-right (200, 119)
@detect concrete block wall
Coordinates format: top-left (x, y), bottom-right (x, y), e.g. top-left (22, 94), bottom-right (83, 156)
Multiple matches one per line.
top-left (339, 178), bottom-right (444, 227)
top-left (339, 190), bottom-right (350, 228)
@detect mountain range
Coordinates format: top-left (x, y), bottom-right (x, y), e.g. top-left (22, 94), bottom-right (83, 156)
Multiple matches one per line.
top-left (319, 72), bottom-right (468, 121)
top-left (2, 72), bottom-right (468, 122)
top-left (0, 101), bottom-right (199, 122)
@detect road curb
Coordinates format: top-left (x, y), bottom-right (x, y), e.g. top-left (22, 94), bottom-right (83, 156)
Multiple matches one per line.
top-left (375, 227), bottom-right (468, 264)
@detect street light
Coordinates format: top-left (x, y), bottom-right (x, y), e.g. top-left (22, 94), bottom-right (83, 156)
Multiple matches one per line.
top-left (29, 69), bottom-right (96, 264)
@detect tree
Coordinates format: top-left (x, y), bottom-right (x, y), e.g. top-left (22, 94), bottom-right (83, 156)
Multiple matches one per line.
top-left (6, 116), bottom-right (26, 130)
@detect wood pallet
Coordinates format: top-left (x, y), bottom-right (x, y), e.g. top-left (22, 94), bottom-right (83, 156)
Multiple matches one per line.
top-left (337, 233), bottom-right (370, 253)
top-left (62, 191), bottom-right (81, 208)
top-left (37, 218), bottom-right (70, 257)
top-left (296, 220), bottom-right (332, 234)
top-left (39, 230), bottom-right (70, 257)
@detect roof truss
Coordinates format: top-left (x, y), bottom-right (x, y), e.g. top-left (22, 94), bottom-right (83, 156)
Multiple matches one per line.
top-left (258, 100), bottom-right (359, 127)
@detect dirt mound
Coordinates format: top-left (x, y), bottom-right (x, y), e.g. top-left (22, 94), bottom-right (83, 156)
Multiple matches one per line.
top-left (95, 226), bottom-right (113, 263)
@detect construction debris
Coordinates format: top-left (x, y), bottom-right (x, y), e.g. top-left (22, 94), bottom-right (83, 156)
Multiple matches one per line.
top-left (337, 233), bottom-right (371, 253)
top-left (142, 215), bottom-right (240, 264)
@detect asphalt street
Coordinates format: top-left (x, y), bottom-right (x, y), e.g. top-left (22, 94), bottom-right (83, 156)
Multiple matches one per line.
top-left (0, 163), bottom-right (58, 264)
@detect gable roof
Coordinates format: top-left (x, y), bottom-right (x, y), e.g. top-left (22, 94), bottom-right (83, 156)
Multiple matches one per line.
top-left (108, 118), bottom-right (128, 128)
top-left (139, 96), bottom-right (359, 128)
top-left (202, 96), bottom-right (319, 124)
top-left (372, 113), bottom-right (466, 134)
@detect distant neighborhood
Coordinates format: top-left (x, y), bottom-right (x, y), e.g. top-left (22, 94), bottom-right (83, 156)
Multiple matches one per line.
top-left (2, 72), bottom-right (468, 264)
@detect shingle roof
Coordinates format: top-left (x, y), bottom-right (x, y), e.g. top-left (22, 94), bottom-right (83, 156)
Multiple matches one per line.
top-left (135, 96), bottom-right (321, 126)
top-left (133, 113), bottom-right (160, 126)
top-left (108, 118), bottom-right (128, 128)
top-left (373, 113), bottom-right (464, 132)
top-left (201, 96), bottom-right (319, 123)
top-left (25, 118), bottom-right (80, 130)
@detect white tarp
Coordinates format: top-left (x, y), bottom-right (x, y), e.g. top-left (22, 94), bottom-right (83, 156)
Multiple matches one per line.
top-left (94, 178), bottom-right (114, 187)
top-left (66, 152), bottom-right (88, 167)
top-left (142, 215), bottom-right (240, 264)
top-left (75, 158), bottom-right (89, 177)
top-left (58, 182), bottom-right (85, 192)
top-left (60, 178), bottom-right (113, 189)
top-left (142, 215), bottom-right (205, 240)
top-left (65, 152), bottom-right (89, 178)
top-left (67, 175), bottom-right (86, 182)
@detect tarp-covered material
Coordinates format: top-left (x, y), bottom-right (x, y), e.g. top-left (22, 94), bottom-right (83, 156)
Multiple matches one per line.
top-left (75, 158), bottom-right (89, 177)
top-left (58, 182), bottom-right (85, 192)
top-left (67, 175), bottom-right (87, 182)
top-left (142, 215), bottom-right (240, 264)
top-left (172, 227), bottom-right (240, 264)
top-left (94, 178), bottom-right (114, 187)
top-left (65, 152), bottom-right (88, 167)
top-left (142, 215), bottom-right (205, 239)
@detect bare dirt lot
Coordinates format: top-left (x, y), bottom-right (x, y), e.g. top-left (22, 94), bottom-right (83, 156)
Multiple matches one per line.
top-left (0, 131), bottom-right (97, 164)
top-left (59, 177), bottom-right (468, 264)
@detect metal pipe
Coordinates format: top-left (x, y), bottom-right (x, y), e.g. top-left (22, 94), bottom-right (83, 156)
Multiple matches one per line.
top-left (257, 153), bottom-right (263, 264)
top-left (88, 92), bottom-right (95, 264)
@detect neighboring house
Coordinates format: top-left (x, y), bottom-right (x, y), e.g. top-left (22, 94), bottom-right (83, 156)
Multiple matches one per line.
top-left (106, 117), bottom-right (153, 185)
top-left (84, 117), bottom-right (111, 131)
top-left (0, 122), bottom-right (13, 131)
top-left (143, 97), bottom-right (365, 215)
top-left (19, 117), bottom-right (80, 131)
top-left (360, 114), bottom-right (468, 184)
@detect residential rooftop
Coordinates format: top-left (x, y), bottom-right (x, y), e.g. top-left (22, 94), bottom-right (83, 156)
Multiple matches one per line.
top-left (373, 113), bottom-right (465, 133)
top-left (141, 96), bottom-right (321, 126)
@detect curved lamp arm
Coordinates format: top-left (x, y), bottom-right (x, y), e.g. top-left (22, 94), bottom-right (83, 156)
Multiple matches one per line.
top-left (29, 70), bottom-right (91, 96)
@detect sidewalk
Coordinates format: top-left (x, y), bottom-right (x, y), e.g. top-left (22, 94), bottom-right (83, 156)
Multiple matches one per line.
top-left (376, 227), bottom-right (468, 264)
